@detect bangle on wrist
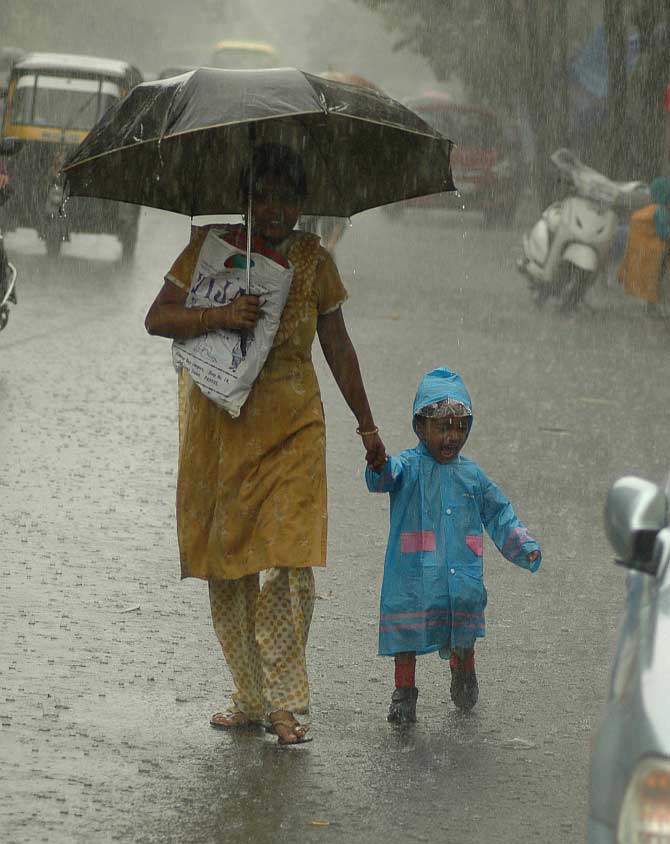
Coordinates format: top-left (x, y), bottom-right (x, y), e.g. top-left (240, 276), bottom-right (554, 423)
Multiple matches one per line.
top-left (356, 425), bottom-right (379, 437)
top-left (199, 308), bottom-right (209, 332)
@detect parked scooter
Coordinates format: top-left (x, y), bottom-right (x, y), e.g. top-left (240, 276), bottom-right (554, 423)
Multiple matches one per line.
top-left (518, 149), bottom-right (649, 311)
top-left (0, 186), bottom-right (17, 332)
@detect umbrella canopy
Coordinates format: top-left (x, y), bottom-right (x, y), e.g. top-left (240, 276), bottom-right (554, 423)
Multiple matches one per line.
top-left (62, 66), bottom-right (454, 218)
top-left (317, 70), bottom-right (385, 94)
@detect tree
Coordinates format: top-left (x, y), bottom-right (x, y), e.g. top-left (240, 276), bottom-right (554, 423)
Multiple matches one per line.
top-left (626, 0), bottom-right (670, 178)
top-left (357, 0), bottom-right (598, 204)
top-left (603, 0), bottom-right (628, 177)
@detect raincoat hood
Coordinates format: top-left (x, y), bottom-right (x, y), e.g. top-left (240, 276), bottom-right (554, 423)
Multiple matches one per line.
top-left (413, 367), bottom-right (472, 423)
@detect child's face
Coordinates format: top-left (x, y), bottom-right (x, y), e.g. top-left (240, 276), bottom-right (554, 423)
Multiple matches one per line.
top-left (416, 415), bottom-right (469, 463)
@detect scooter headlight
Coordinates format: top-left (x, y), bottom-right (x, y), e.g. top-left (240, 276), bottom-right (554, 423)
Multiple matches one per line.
top-left (617, 757), bottom-right (670, 843)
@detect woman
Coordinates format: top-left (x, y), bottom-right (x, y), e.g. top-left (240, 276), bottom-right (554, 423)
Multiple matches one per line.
top-left (145, 144), bottom-right (386, 745)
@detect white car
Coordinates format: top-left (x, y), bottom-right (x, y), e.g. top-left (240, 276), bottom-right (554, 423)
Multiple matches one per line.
top-left (589, 477), bottom-right (670, 843)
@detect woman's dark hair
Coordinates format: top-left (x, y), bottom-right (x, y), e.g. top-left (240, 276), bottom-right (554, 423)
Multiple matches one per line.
top-left (240, 143), bottom-right (307, 201)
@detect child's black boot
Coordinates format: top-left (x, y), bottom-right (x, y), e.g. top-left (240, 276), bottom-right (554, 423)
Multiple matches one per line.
top-left (449, 650), bottom-right (478, 710)
top-left (387, 686), bottom-right (418, 724)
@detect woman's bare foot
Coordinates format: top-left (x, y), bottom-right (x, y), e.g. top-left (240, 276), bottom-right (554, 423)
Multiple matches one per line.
top-left (268, 710), bottom-right (312, 745)
top-left (210, 710), bottom-right (256, 730)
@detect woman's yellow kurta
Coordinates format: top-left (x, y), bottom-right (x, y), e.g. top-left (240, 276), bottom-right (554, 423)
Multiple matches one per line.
top-left (166, 224), bottom-right (347, 580)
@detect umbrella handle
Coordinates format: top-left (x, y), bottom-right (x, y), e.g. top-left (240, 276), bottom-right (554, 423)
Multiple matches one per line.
top-left (245, 126), bottom-right (256, 295)
top-left (245, 162), bottom-right (252, 294)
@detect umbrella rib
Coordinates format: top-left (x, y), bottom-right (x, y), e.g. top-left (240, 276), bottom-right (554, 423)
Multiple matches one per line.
top-left (63, 112), bottom-right (322, 172)
top-left (63, 112), bottom-right (448, 174)
top-left (191, 135), bottom-right (205, 219)
top-left (328, 111), bottom-right (449, 142)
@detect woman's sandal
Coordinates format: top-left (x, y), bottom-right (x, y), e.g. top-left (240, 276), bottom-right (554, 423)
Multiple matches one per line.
top-left (267, 711), bottom-right (312, 746)
top-left (209, 710), bottom-right (261, 730)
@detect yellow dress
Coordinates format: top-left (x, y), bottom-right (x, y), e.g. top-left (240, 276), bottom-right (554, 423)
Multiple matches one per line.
top-left (165, 224), bottom-right (348, 580)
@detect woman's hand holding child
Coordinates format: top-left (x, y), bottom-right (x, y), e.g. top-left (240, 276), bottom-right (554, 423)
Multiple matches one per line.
top-left (362, 431), bottom-right (387, 472)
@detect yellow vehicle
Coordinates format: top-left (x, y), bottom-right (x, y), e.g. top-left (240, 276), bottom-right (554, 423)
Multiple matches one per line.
top-left (0, 52), bottom-right (142, 258)
top-left (210, 40), bottom-right (279, 69)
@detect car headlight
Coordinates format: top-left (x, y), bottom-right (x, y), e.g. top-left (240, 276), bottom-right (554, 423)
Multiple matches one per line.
top-left (618, 757), bottom-right (670, 843)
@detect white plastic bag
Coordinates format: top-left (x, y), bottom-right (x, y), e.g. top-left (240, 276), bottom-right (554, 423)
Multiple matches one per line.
top-left (172, 229), bottom-right (294, 417)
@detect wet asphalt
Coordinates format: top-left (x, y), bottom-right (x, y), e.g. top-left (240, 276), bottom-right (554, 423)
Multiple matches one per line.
top-left (2, 204), bottom-right (669, 844)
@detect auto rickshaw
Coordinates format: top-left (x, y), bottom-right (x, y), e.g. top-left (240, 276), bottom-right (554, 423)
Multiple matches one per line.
top-left (209, 40), bottom-right (280, 69)
top-left (0, 52), bottom-right (143, 258)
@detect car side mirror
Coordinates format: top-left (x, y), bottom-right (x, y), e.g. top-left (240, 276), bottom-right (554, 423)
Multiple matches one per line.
top-left (605, 476), bottom-right (668, 574)
top-left (0, 137), bottom-right (22, 156)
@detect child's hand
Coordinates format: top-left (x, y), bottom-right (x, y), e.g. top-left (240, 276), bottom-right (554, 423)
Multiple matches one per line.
top-left (527, 550), bottom-right (539, 563)
top-left (368, 451), bottom-right (388, 472)
top-left (362, 431), bottom-right (387, 473)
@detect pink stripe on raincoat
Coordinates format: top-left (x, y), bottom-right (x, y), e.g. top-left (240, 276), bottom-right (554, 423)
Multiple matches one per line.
top-left (400, 531), bottom-right (436, 553)
top-left (465, 534), bottom-right (483, 556)
top-left (503, 526), bottom-right (529, 557)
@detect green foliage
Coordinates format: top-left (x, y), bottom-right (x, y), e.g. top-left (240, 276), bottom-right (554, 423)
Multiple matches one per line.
top-left (357, 0), bottom-right (595, 112)
top-left (356, 0), bottom-right (603, 198)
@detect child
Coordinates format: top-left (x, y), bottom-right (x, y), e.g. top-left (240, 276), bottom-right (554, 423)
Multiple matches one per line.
top-left (365, 367), bottom-right (541, 723)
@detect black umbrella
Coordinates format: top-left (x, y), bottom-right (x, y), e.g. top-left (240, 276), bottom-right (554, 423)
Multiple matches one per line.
top-left (62, 67), bottom-right (454, 286)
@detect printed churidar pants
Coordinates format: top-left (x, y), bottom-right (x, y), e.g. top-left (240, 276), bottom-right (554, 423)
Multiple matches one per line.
top-left (208, 567), bottom-right (315, 720)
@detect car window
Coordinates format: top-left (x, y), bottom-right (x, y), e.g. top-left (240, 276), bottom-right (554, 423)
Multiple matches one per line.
top-left (415, 107), bottom-right (503, 149)
top-left (10, 74), bottom-right (120, 130)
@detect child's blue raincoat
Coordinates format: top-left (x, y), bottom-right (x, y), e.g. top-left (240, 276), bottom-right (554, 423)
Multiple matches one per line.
top-left (366, 368), bottom-right (541, 656)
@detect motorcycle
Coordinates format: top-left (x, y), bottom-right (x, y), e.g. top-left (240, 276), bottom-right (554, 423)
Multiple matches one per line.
top-left (0, 185), bottom-right (17, 332)
top-left (518, 149), bottom-right (649, 312)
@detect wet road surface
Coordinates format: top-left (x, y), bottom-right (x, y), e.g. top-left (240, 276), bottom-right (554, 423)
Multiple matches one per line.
top-left (2, 206), bottom-right (669, 843)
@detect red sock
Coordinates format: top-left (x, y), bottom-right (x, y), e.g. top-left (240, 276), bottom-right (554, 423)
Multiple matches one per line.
top-left (394, 654), bottom-right (416, 688)
top-left (450, 650), bottom-right (476, 672)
